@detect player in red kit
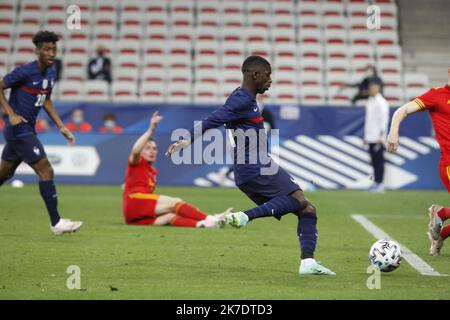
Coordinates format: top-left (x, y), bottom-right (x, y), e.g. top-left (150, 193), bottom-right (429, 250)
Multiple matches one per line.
top-left (123, 112), bottom-right (229, 228)
top-left (387, 67), bottom-right (450, 256)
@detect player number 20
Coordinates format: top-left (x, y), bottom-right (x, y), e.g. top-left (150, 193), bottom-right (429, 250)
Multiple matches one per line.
top-left (35, 94), bottom-right (46, 107)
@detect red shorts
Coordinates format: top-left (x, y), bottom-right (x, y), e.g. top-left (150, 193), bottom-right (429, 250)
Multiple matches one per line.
top-left (439, 164), bottom-right (450, 193)
top-left (123, 193), bottom-right (160, 225)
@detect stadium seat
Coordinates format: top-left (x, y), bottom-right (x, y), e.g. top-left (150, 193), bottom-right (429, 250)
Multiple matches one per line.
top-left (298, 16), bottom-right (321, 30)
top-left (247, 42), bottom-right (272, 60)
top-left (271, 85), bottom-right (299, 105)
top-left (383, 87), bottom-right (404, 105)
top-left (166, 83), bottom-right (191, 103)
top-left (405, 87), bottom-right (427, 102)
top-left (62, 55), bottom-right (88, 82)
top-left (248, 14), bottom-right (271, 29)
top-left (171, 12), bottom-right (194, 28)
top-left (324, 29), bottom-right (348, 45)
top-left (193, 83), bottom-right (220, 104)
top-left (325, 44), bottom-right (349, 60)
top-left (12, 38), bottom-right (34, 54)
top-left (142, 40), bottom-right (167, 57)
top-left (14, 25), bottom-right (37, 40)
top-left (273, 71), bottom-right (298, 86)
top-left (274, 43), bottom-right (298, 58)
top-left (221, 41), bottom-right (245, 57)
top-left (197, 0), bottom-right (220, 15)
top-left (299, 57), bottom-right (323, 73)
top-left (372, 30), bottom-right (399, 46)
top-left (221, 55), bottom-right (242, 70)
top-left (114, 39), bottom-right (141, 56)
top-left (139, 82), bottom-right (166, 103)
top-left (271, 15), bottom-right (296, 30)
top-left (221, 1), bottom-right (245, 15)
top-left (111, 81), bottom-right (138, 102)
top-left (194, 55), bottom-right (219, 70)
top-left (120, 0), bottom-right (145, 13)
top-left (298, 72), bottom-right (323, 86)
top-left (326, 59), bottom-right (350, 74)
top-left (168, 67), bottom-right (192, 84)
top-left (327, 86), bottom-right (355, 106)
top-left (220, 69), bottom-right (241, 86)
top-left (0, 2), bottom-right (17, 26)
top-left (298, 43), bottom-right (323, 58)
top-left (119, 25), bottom-right (144, 40)
top-left (9, 52), bottom-right (34, 68)
top-left (221, 14), bottom-right (245, 28)
top-left (377, 60), bottom-right (402, 74)
top-left (140, 67), bottom-right (166, 83)
top-left (18, 9), bottom-right (42, 26)
top-left (298, 29), bottom-right (323, 44)
top-left (21, 0), bottom-right (44, 13)
top-left (296, 2), bottom-right (323, 17)
top-left (326, 73), bottom-right (350, 88)
top-left (144, 26), bottom-right (168, 41)
top-left (272, 1), bottom-right (295, 16)
top-left (323, 16), bottom-right (348, 30)
top-left (350, 44), bottom-right (375, 61)
top-left (323, 3), bottom-right (345, 16)
top-left (376, 45), bottom-right (402, 61)
top-left (348, 17), bottom-right (368, 30)
top-left (244, 28), bottom-right (270, 43)
top-left (0, 39), bottom-right (11, 54)
top-left (247, 0), bottom-right (270, 15)
top-left (271, 28), bottom-right (296, 43)
top-left (403, 73), bottom-right (429, 88)
top-left (299, 86), bottom-right (326, 105)
top-left (44, 10), bottom-right (66, 27)
top-left (83, 80), bottom-right (110, 102)
top-left (195, 27), bottom-right (219, 42)
top-left (274, 56), bottom-right (298, 72)
top-left (57, 81), bottom-right (84, 101)
top-left (382, 73), bottom-right (403, 88)
top-left (348, 30), bottom-right (373, 45)
top-left (195, 68), bottom-right (220, 84)
top-left (113, 67), bottom-right (139, 83)
top-left (351, 59), bottom-right (376, 75)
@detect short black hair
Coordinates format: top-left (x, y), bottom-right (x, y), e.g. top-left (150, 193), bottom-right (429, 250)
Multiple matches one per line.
top-left (242, 56), bottom-right (271, 73)
top-left (32, 30), bottom-right (59, 48)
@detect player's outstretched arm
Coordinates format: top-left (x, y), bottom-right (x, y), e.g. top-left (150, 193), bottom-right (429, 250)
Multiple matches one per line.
top-left (42, 96), bottom-right (75, 144)
top-left (129, 111), bottom-right (163, 164)
top-left (0, 80), bottom-right (28, 126)
top-left (387, 101), bottom-right (421, 153)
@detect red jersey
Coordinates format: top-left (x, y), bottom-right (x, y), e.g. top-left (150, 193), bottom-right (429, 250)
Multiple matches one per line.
top-left (124, 157), bottom-right (157, 195)
top-left (414, 84), bottom-right (450, 165)
top-left (65, 121), bottom-right (92, 133)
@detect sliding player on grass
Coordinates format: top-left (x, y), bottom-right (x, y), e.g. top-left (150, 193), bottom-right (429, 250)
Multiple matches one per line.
top-left (123, 112), bottom-right (229, 228)
top-left (387, 67), bottom-right (450, 256)
top-left (166, 56), bottom-right (335, 275)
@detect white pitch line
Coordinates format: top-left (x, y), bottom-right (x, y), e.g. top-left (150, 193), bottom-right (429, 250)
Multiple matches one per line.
top-left (351, 214), bottom-right (441, 276)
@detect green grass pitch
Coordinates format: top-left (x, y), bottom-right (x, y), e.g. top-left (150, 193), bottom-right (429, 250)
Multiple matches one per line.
top-left (0, 185), bottom-right (449, 299)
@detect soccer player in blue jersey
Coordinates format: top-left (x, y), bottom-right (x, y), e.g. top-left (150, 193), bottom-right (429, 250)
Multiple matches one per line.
top-left (166, 56), bottom-right (335, 275)
top-left (0, 31), bottom-right (82, 235)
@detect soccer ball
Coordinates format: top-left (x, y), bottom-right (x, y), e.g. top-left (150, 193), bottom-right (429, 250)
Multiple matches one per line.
top-left (369, 239), bottom-right (402, 272)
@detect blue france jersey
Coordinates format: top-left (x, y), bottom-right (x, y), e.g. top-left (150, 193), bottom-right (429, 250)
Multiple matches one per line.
top-left (189, 87), bottom-right (273, 185)
top-left (2, 61), bottom-right (56, 139)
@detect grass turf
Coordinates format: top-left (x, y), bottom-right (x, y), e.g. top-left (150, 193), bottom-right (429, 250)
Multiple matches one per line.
top-left (0, 185), bottom-right (449, 299)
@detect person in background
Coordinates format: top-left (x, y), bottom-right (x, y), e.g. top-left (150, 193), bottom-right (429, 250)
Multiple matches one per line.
top-left (99, 112), bottom-right (123, 134)
top-left (341, 65), bottom-right (384, 105)
top-left (364, 82), bottom-right (389, 193)
top-left (35, 118), bottom-right (51, 133)
top-left (65, 108), bottom-right (92, 133)
top-left (87, 45), bottom-right (112, 83)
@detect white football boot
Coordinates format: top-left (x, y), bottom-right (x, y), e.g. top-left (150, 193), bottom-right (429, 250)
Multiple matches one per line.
top-left (51, 218), bottom-right (83, 235)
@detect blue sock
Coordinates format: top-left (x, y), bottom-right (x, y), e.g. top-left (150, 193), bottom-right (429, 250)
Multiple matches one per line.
top-left (298, 214), bottom-right (317, 259)
top-left (39, 180), bottom-right (60, 226)
top-left (245, 195), bottom-right (301, 221)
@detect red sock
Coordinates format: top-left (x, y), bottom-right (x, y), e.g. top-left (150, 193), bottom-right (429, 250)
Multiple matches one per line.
top-left (437, 208), bottom-right (450, 222)
top-left (170, 216), bottom-right (198, 228)
top-left (175, 202), bottom-right (207, 221)
top-left (440, 225), bottom-right (450, 240)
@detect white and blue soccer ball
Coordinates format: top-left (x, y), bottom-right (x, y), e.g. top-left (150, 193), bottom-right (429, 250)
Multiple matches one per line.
top-left (369, 239), bottom-right (402, 272)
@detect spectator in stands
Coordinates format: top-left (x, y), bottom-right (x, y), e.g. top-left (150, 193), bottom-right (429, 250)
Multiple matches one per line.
top-left (341, 65), bottom-right (384, 105)
top-left (65, 109), bottom-right (92, 133)
top-left (87, 45), bottom-right (112, 83)
top-left (99, 112), bottom-right (123, 134)
top-left (53, 58), bottom-right (62, 82)
top-left (35, 118), bottom-right (51, 133)
top-left (364, 83), bottom-right (389, 193)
